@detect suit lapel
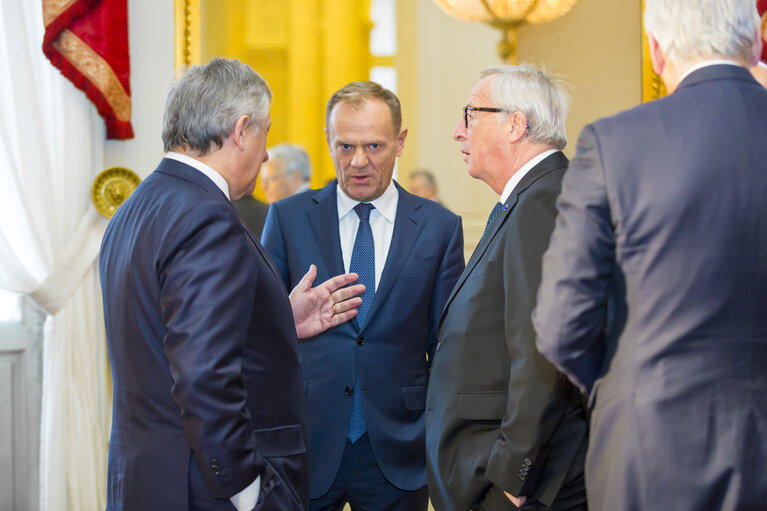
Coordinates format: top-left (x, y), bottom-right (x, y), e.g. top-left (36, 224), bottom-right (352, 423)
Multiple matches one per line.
top-left (362, 183), bottom-right (426, 330)
top-left (308, 182), bottom-right (346, 278)
top-left (439, 151), bottom-right (568, 323)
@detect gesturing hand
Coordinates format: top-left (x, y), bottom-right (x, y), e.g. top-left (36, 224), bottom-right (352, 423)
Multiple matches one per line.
top-left (289, 265), bottom-right (365, 339)
top-left (504, 491), bottom-right (527, 508)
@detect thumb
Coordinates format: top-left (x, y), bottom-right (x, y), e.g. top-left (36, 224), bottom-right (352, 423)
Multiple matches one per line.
top-left (294, 264), bottom-right (317, 293)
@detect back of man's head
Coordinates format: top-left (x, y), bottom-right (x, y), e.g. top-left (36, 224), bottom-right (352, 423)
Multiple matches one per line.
top-left (480, 65), bottom-right (569, 151)
top-left (269, 144), bottom-right (312, 183)
top-left (644, 0), bottom-right (761, 68)
top-left (162, 57), bottom-right (272, 155)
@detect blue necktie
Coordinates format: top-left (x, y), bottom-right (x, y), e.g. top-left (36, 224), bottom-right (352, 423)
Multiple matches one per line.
top-left (482, 202), bottom-right (503, 240)
top-left (348, 202), bottom-right (375, 442)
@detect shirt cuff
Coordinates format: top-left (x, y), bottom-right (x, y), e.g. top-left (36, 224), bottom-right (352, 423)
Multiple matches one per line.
top-left (230, 475), bottom-right (260, 511)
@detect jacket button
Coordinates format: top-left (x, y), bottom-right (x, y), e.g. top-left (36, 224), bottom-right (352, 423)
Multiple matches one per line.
top-left (210, 459), bottom-right (221, 475)
top-left (345, 386), bottom-right (353, 396)
top-left (524, 457), bottom-right (532, 465)
top-left (356, 336), bottom-right (365, 346)
top-left (435, 342), bottom-right (442, 351)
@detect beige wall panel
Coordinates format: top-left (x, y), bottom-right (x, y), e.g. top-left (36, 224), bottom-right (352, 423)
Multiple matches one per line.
top-left (399, 0), bottom-right (640, 255)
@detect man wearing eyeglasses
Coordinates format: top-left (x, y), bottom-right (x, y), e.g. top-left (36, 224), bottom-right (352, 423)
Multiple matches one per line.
top-left (425, 65), bottom-right (588, 511)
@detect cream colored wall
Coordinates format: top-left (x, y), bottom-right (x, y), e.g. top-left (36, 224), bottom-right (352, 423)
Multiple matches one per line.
top-left (398, 0), bottom-right (640, 253)
top-left (104, 0), bottom-right (175, 177)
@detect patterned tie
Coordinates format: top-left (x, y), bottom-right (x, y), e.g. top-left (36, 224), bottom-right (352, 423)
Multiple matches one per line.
top-left (348, 202), bottom-right (375, 442)
top-left (482, 202), bottom-right (503, 240)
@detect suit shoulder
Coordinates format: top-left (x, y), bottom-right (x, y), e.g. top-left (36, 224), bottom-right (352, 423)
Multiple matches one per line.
top-left (399, 187), bottom-right (460, 223)
top-left (271, 186), bottom-right (326, 212)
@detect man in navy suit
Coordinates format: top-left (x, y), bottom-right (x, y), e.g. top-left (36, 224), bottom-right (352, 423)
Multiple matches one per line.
top-left (533, 1), bottom-right (767, 509)
top-left (100, 58), bottom-right (363, 511)
top-left (262, 81), bottom-right (465, 510)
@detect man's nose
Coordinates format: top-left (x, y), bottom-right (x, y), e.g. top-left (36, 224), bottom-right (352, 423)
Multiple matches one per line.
top-left (453, 120), bottom-right (467, 141)
top-left (351, 147), bottom-right (368, 168)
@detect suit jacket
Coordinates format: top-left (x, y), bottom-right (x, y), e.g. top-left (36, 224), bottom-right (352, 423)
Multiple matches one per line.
top-left (534, 65), bottom-right (767, 511)
top-left (100, 158), bottom-right (309, 510)
top-left (261, 180), bottom-right (464, 498)
top-left (426, 152), bottom-right (588, 511)
top-left (233, 195), bottom-right (269, 239)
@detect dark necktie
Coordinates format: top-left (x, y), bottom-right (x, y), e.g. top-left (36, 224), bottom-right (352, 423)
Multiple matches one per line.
top-left (482, 202), bottom-right (503, 240)
top-left (348, 202), bottom-right (375, 442)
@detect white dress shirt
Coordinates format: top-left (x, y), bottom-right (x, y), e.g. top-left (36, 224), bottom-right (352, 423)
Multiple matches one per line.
top-left (500, 149), bottom-right (558, 204)
top-left (337, 180), bottom-right (399, 291)
top-left (165, 152), bottom-right (231, 200)
top-left (164, 152), bottom-right (260, 510)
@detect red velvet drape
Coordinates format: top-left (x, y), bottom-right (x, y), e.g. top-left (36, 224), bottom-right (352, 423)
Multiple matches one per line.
top-left (42, 0), bottom-right (133, 139)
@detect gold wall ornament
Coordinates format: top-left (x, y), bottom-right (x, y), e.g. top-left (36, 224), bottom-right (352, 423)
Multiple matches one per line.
top-left (91, 167), bottom-right (141, 218)
top-left (432, 0), bottom-right (579, 64)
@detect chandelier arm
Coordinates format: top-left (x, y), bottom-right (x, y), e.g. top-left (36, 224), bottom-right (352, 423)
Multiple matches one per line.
top-left (479, 0), bottom-right (501, 22)
top-left (523, 0), bottom-right (541, 19)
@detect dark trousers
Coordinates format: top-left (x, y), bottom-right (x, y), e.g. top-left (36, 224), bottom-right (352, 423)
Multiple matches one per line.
top-left (310, 434), bottom-right (428, 511)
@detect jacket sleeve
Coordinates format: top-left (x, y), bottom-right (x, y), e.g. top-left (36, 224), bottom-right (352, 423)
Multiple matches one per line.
top-left (158, 200), bottom-right (265, 499)
top-left (260, 202), bottom-right (292, 290)
top-left (427, 214), bottom-right (465, 363)
top-left (485, 181), bottom-right (579, 500)
top-left (533, 124), bottom-right (616, 394)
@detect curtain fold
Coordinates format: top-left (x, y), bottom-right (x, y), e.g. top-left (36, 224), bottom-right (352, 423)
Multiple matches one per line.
top-left (0, 0), bottom-right (111, 509)
top-left (42, 0), bottom-right (133, 139)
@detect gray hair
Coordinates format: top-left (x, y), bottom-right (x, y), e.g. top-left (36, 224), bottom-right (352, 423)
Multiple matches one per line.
top-left (268, 143), bottom-right (312, 182)
top-left (162, 57), bottom-right (272, 155)
top-left (644, 0), bottom-right (760, 67)
top-left (326, 81), bottom-right (402, 135)
top-left (480, 65), bottom-right (569, 151)
top-left (410, 168), bottom-right (437, 187)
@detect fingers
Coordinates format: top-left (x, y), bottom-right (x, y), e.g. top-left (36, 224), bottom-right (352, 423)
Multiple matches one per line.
top-left (332, 296), bottom-right (363, 315)
top-left (331, 283), bottom-right (365, 305)
top-left (326, 307), bottom-right (358, 328)
top-left (321, 272), bottom-right (359, 293)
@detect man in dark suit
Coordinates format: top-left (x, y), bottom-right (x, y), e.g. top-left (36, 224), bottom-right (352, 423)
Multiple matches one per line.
top-left (533, 1), bottom-right (767, 509)
top-left (262, 81), bottom-right (465, 510)
top-left (99, 58), bottom-right (363, 511)
top-left (233, 194), bottom-right (269, 238)
top-left (426, 65), bottom-right (588, 511)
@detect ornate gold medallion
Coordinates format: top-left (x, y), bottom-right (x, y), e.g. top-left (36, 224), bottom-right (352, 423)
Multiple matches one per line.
top-left (91, 166), bottom-right (140, 218)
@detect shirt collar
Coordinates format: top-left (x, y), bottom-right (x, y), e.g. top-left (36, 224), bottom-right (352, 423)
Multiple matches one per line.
top-left (337, 179), bottom-right (398, 222)
top-left (499, 148), bottom-right (557, 204)
top-left (678, 59), bottom-right (742, 84)
top-left (165, 151), bottom-right (231, 200)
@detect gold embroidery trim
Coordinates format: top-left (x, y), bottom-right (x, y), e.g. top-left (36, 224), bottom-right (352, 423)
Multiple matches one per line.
top-left (52, 30), bottom-right (131, 122)
top-left (42, 0), bottom-right (79, 27)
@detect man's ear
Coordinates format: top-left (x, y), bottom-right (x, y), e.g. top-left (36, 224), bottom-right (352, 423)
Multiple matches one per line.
top-left (508, 112), bottom-right (527, 143)
top-left (396, 128), bottom-right (408, 157)
top-left (232, 115), bottom-right (251, 150)
top-left (749, 28), bottom-right (763, 67)
top-left (324, 127), bottom-right (334, 157)
top-left (647, 31), bottom-right (665, 76)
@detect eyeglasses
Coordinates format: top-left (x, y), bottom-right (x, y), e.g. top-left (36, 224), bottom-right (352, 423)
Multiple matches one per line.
top-left (463, 106), bottom-right (508, 128)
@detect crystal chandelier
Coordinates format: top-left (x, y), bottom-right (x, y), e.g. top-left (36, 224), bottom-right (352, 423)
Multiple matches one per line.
top-left (433, 0), bottom-right (578, 63)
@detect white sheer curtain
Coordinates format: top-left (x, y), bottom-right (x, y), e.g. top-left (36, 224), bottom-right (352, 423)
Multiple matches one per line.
top-left (0, 1), bottom-right (111, 510)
